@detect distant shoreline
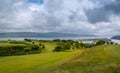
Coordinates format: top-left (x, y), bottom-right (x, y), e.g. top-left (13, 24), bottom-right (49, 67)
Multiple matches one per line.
top-left (0, 37), bottom-right (104, 41)
top-left (0, 37), bottom-right (120, 44)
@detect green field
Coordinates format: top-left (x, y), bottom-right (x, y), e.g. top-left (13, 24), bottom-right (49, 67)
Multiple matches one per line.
top-left (46, 45), bottom-right (120, 73)
top-left (38, 41), bottom-right (57, 52)
top-left (0, 50), bottom-right (82, 73)
top-left (0, 40), bottom-right (120, 73)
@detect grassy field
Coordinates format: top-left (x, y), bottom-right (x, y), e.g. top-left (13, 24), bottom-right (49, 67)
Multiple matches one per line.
top-left (0, 50), bottom-right (82, 73)
top-left (38, 41), bottom-right (57, 52)
top-left (0, 40), bottom-right (57, 53)
top-left (46, 45), bottom-right (120, 73)
top-left (0, 40), bottom-right (120, 73)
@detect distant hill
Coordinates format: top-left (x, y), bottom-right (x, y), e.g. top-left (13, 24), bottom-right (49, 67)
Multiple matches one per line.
top-left (0, 32), bottom-right (97, 38)
top-left (111, 35), bottom-right (120, 40)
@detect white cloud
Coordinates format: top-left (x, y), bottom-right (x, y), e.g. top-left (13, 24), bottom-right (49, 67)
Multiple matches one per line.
top-left (0, 0), bottom-right (120, 37)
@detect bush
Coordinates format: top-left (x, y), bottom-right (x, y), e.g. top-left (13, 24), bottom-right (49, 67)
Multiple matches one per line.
top-left (53, 39), bottom-right (61, 42)
top-left (9, 41), bottom-right (30, 45)
top-left (95, 40), bottom-right (106, 45)
top-left (53, 42), bottom-right (71, 52)
top-left (24, 38), bottom-right (32, 42)
top-left (75, 41), bottom-right (80, 48)
top-left (53, 46), bottom-right (63, 52)
top-left (0, 44), bottom-right (42, 56)
top-left (64, 43), bottom-right (71, 50)
top-left (83, 44), bottom-right (92, 48)
top-left (0, 45), bottom-right (26, 56)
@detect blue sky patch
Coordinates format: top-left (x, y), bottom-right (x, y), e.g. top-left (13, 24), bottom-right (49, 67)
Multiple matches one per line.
top-left (27, 0), bottom-right (44, 5)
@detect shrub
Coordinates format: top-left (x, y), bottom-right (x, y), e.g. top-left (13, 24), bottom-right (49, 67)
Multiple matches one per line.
top-left (53, 39), bottom-right (61, 42)
top-left (0, 44), bottom-right (42, 56)
top-left (24, 38), bottom-right (32, 42)
top-left (63, 42), bottom-right (71, 50)
top-left (95, 40), bottom-right (106, 45)
top-left (0, 45), bottom-right (26, 56)
top-left (53, 46), bottom-right (63, 52)
top-left (53, 42), bottom-right (71, 52)
top-left (75, 41), bottom-right (80, 48)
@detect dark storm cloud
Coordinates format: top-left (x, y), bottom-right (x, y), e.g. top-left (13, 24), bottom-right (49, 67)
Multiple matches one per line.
top-left (86, 7), bottom-right (109, 23)
top-left (86, 0), bottom-right (120, 23)
top-left (106, 0), bottom-right (120, 14)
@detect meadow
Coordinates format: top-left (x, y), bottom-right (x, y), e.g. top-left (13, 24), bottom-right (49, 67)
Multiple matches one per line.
top-left (0, 40), bottom-right (82, 73)
top-left (0, 40), bottom-right (120, 73)
top-left (46, 45), bottom-right (120, 73)
top-left (0, 50), bottom-right (82, 73)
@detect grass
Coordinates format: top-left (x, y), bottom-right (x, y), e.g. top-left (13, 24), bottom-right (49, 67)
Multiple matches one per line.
top-left (0, 40), bottom-right (120, 73)
top-left (0, 50), bottom-right (82, 73)
top-left (40, 41), bottom-right (57, 52)
top-left (0, 41), bottom-right (28, 47)
top-left (0, 40), bottom-right (57, 53)
top-left (46, 45), bottom-right (120, 73)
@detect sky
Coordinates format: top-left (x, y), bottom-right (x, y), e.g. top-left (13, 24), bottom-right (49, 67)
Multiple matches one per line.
top-left (0, 0), bottom-right (120, 37)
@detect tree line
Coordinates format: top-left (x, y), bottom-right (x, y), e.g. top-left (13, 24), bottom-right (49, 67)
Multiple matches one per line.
top-left (0, 41), bottom-right (45, 56)
top-left (53, 39), bottom-right (115, 52)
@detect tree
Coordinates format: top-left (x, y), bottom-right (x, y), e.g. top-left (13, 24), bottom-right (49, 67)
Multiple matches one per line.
top-left (24, 38), bottom-right (32, 42)
top-left (53, 39), bottom-right (61, 42)
top-left (39, 43), bottom-right (42, 46)
top-left (63, 43), bottom-right (71, 50)
top-left (42, 44), bottom-right (45, 49)
top-left (53, 42), bottom-right (71, 52)
top-left (72, 45), bottom-right (75, 50)
top-left (95, 40), bottom-right (106, 45)
top-left (32, 42), bottom-right (35, 45)
top-left (75, 41), bottom-right (80, 48)
top-left (53, 46), bottom-right (63, 52)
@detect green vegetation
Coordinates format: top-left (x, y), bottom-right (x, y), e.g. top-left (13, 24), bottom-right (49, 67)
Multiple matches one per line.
top-left (0, 41), bottom-right (44, 56)
top-left (46, 45), bottom-right (120, 73)
top-left (95, 40), bottom-right (106, 45)
top-left (0, 40), bottom-right (59, 56)
top-left (0, 39), bottom-right (112, 56)
top-left (0, 50), bottom-right (81, 73)
top-left (0, 39), bottom-right (120, 73)
top-left (53, 42), bottom-right (71, 52)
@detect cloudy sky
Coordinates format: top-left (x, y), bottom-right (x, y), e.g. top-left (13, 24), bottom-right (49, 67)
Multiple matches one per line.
top-left (0, 0), bottom-right (120, 37)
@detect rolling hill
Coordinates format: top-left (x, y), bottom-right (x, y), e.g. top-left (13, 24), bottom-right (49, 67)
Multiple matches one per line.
top-left (111, 35), bottom-right (120, 40)
top-left (0, 32), bottom-right (97, 38)
top-left (45, 45), bottom-right (120, 73)
top-left (0, 44), bottom-right (120, 73)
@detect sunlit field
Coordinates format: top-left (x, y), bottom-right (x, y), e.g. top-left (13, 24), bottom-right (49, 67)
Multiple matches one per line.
top-left (0, 50), bottom-right (82, 73)
top-left (46, 45), bottom-right (120, 73)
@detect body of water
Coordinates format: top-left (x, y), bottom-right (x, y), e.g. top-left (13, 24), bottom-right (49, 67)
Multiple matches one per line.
top-left (111, 39), bottom-right (120, 44)
top-left (0, 37), bottom-right (120, 44)
top-left (0, 37), bottom-right (102, 40)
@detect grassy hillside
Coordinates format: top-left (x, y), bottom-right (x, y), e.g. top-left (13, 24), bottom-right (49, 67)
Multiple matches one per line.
top-left (37, 41), bottom-right (57, 52)
top-left (0, 50), bottom-right (82, 73)
top-left (0, 40), bottom-right (58, 56)
top-left (46, 45), bottom-right (120, 73)
top-left (0, 40), bottom-right (120, 73)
